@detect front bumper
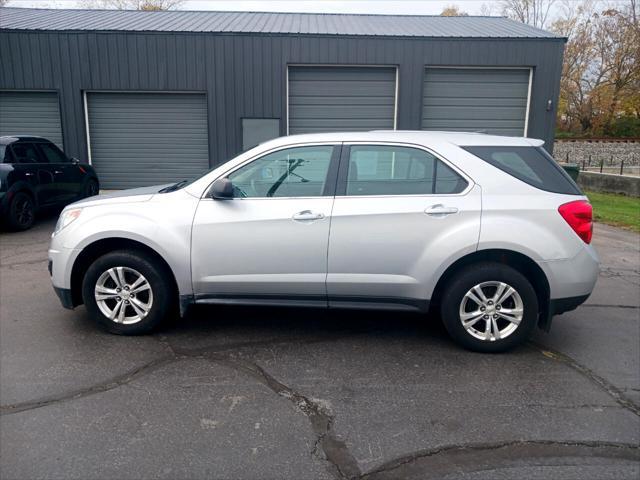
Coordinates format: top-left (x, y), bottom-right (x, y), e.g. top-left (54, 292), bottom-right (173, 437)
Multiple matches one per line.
top-left (53, 286), bottom-right (75, 309)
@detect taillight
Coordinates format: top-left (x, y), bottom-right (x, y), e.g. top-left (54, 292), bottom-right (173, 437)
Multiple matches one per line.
top-left (558, 200), bottom-right (593, 244)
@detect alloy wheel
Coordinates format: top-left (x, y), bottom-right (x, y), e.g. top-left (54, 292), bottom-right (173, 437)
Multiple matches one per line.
top-left (94, 266), bottom-right (153, 324)
top-left (458, 281), bottom-right (524, 341)
top-left (15, 197), bottom-right (34, 227)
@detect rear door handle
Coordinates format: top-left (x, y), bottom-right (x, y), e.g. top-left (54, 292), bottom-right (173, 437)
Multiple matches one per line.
top-left (424, 204), bottom-right (459, 216)
top-left (292, 210), bottom-right (325, 221)
top-left (54, 170), bottom-right (64, 175)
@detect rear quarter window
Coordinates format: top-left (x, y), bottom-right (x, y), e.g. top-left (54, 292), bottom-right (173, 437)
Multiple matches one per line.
top-left (462, 146), bottom-right (582, 195)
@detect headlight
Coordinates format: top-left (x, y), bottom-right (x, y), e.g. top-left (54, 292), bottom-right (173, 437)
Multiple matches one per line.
top-left (53, 208), bottom-right (82, 235)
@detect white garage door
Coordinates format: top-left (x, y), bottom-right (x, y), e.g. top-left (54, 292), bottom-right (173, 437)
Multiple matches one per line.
top-left (86, 92), bottom-right (209, 189)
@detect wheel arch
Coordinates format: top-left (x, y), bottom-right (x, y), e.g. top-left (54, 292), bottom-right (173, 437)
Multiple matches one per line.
top-left (7, 181), bottom-right (38, 207)
top-left (430, 249), bottom-right (551, 330)
top-left (70, 237), bottom-right (179, 309)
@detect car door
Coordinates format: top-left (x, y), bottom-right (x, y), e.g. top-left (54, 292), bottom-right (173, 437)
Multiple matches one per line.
top-left (9, 142), bottom-right (55, 206)
top-left (327, 143), bottom-right (481, 310)
top-left (191, 143), bottom-right (340, 304)
top-left (36, 142), bottom-right (83, 204)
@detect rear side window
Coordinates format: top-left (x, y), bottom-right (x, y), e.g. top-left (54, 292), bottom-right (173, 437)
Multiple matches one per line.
top-left (463, 146), bottom-right (581, 195)
top-left (344, 145), bottom-right (468, 196)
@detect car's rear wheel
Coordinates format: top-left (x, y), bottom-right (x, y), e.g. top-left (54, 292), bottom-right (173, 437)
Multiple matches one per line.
top-left (7, 192), bottom-right (35, 231)
top-left (440, 262), bottom-right (538, 352)
top-left (82, 250), bottom-right (175, 335)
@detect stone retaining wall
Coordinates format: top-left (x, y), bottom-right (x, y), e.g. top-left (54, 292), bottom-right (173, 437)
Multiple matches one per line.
top-left (554, 140), bottom-right (640, 167)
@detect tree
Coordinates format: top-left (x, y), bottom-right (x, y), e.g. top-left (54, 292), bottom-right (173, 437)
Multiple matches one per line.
top-left (0, 0), bottom-right (9, 7)
top-left (552, 1), bottom-right (640, 136)
top-left (501, 0), bottom-right (557, 28)
top-left (440, 5), bottom-right (469, 16)
top-left (80, 0), bottom-right (184, 10)
top-left (592, 4), bottom-right (640, 132)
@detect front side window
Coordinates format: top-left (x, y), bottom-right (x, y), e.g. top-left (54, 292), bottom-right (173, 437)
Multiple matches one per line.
top-left (37, 143), bottom-right (68, 164)
top-left (228, 145), bottom-right (334, 198)
top-left (10, 143), bottom-right (43, 164)
top-left (344, 145), bottom-right (467, 196)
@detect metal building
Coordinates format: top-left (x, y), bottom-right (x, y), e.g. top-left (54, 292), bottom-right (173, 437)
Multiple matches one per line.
top-left (0, 8), bottom-right (565, 189)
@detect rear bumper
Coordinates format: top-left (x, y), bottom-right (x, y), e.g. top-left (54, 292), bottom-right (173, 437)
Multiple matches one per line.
top-left (537, 244), bottom-right (599, 331)
top-left (538, 244), bottom-right (600, 300)
top-left (550, 293), bottom-right (591, 316)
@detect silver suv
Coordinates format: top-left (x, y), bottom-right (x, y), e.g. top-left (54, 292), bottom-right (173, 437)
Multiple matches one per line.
top-left (49, 131), bottom-right (599, 352)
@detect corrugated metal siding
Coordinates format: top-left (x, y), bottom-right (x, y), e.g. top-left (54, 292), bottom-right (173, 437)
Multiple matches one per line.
top-left (288, 66), bottom-right (396, 134)
top-left (422, 68), bottom-right (530, 136)
top-left (0, 8), bottom-right (561, 38)
top-left (0, 91), bottom-right (63, 147)
top-left (0, 31), bottom-right (565, 169)
top-left (87, 92), bottom-right (209, 189)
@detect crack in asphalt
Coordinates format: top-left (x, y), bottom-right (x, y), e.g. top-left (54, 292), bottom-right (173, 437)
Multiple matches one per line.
top-left (531, 342), bottom-right (640, 417)
top-left (0, 355), bottom-right (176, 415)
top-left (0, 257), bottom-right (48, 268)
top-left (3, 333), bottom-right (638, 479)
top-left (0, 336), bottom-right (306, 416)
top-left (582, 303), bottom-right (640, 309)
top-left (359, 440), bottom-right (640, 479)
top-left (199, 352), bottom-right (362, 479)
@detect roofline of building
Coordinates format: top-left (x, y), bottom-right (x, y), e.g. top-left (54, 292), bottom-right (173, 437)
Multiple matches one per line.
top-left (0, 7), bottom-right (565, 40)
top-left (0, 28), bottom-right (568, 42)
top-left (0, 6), bottom-right (517, 19)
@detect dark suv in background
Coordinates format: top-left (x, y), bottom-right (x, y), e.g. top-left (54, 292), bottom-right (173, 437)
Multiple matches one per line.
top-left (0, 136), bottom-right (99, 231)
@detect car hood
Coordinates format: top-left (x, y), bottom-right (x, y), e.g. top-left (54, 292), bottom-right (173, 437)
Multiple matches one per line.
top-left (68, 184), bottom-right (173, 208)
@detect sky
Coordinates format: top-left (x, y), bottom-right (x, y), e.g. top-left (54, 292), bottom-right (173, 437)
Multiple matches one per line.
top-left (3, 0), bottom-right (503, 15)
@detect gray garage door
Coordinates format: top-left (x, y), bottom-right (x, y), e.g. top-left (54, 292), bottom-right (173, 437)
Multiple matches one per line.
top-left (288, 67), bottom-right (396, 134)
top-left (0, 91), bottom-right (63, 147)
top-left (422, 68), bottom-right (530, 136)
top-left (87, 92), bottom-right (209, 189)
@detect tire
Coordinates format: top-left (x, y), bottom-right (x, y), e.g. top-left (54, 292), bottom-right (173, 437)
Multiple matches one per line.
top-left (82, 178), bottom-right (99, 198)
top-left (440, 262), bottom-right (538, 353)
top-left (82, 250), bottom-right (175, 335)
top-left (7, 191), bottom-right (35, 231)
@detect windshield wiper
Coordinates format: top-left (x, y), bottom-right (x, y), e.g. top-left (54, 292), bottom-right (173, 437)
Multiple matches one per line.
top-left (159, 180), bottom-right (188, 193)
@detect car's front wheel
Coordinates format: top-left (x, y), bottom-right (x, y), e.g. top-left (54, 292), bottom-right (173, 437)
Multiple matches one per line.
top-left (82, 250), bottom-right (175, 335)
top-left (7, 191), bottom-right (35, 231)
top-left (440, 262), bottom-right (538, 352)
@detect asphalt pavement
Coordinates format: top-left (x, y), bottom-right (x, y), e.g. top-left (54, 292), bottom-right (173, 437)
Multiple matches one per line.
top-left (1, 214), bottom-right (638, 479)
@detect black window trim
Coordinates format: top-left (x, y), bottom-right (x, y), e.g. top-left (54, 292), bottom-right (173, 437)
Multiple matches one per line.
top-left (335, 141), bottom-right (474, 197)
top-left (205, 142), bottom-right (343, 200)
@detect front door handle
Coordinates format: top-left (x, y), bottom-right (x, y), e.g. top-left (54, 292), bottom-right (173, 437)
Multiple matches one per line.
top-left (292, 210), bottom-right (325, 221)
top-left (53, 170), bottom-right (64, 175)
top-left (424, 204), bottom-right (459, 216)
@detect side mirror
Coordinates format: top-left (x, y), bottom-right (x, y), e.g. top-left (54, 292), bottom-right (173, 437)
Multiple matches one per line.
top-left (70, 157), bottom-right (80, 165)
top-left (210, 177), bottom-right (234, 199)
